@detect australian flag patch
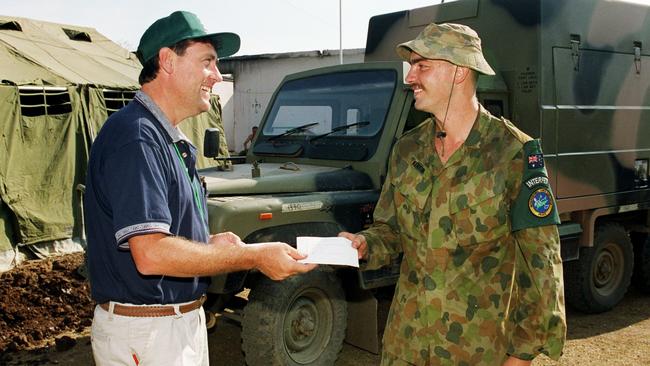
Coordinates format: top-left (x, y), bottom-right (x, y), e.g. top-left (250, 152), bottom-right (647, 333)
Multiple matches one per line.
top-left (528, 153), bottom-right (544, 169)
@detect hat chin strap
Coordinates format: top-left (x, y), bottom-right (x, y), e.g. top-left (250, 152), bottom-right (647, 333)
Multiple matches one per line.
top-left (436, 65), bottom-right (458, 157)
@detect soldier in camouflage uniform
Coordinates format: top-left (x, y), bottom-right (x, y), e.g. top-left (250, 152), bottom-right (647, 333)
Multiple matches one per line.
top-left (340, 23), bottom-right (566, 366)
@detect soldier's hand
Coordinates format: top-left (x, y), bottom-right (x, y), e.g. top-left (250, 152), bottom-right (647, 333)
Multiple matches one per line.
top-left (338, 232), bottom-right (368, 259)
top-left (502, 356), bottom-right (531, 366)
top-left (251, 242), bottom-right (317, 280)
top-left (209, 232), bottom-right (244, 246)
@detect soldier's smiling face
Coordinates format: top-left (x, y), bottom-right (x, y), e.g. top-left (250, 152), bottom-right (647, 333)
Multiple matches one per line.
top-left (405, 52), bottom-right (457, 114)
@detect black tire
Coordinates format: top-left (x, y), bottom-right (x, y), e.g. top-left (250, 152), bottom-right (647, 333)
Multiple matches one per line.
top-left (241, 270), bottom-right (347, 366)
top-left (632, 235), bottom-right (650, 293)
top-left (564, 223), bottom-right (634, 313)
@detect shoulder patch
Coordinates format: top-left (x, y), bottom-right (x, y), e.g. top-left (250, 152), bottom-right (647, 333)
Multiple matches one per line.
top-left (528, 188), bottom-right (554, 217)
top-left (522, 139), bottom-right (545, 169)
top-left (527, 153), bottom-right (544, 169)
top-left (524, 175), bottom-right (549, 189)
top-left (511, 139), bottom-right (560, 231)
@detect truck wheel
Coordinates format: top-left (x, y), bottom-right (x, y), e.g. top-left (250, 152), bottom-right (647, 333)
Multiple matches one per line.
top-left (241, 270), bottom-right (347, 366)
top-left (632, 236), bottom-right (650, 293)
top-left (564, 224), bottom-right (633, 313)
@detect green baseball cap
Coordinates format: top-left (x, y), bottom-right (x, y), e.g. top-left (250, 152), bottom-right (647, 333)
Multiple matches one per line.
top-left (396, 22), bottom-right (495, 75)
top-left (136, 10), bottom-right (240, 64)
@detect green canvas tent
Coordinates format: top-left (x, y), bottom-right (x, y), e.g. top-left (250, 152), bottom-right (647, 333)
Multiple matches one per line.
top-left (0, 16), bottom-right (230, 270)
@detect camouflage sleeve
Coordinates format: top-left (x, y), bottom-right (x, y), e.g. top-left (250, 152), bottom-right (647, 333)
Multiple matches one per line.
top-left (510, 139), bottom-right (560, 231)
top-left (508, 224), bottom-right (566, 361)
top-left (359, 145), bottom-right (403, 270)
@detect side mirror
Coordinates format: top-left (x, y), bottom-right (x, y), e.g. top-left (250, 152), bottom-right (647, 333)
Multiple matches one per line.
top-left (204, 128), bottom-right (220, 158)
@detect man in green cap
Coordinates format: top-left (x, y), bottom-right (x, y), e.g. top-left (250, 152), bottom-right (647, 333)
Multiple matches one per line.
top-left (340, 23), bottom-right (566, 365)
top-left (85, 11), bottom-right (316, 365)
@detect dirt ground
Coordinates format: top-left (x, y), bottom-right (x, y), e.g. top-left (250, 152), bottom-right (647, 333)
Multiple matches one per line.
top-left (1, 253), bottom-right (650, 365)
top-left (0, 253), bottom-right (92, 354)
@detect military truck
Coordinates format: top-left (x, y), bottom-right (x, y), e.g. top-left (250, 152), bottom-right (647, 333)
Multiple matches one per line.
top-left (201, 0), bottom-right (650, 364)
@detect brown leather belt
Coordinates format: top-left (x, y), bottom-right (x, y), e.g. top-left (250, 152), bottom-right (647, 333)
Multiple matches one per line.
top-left (99, 295), bottom-right (206, 317)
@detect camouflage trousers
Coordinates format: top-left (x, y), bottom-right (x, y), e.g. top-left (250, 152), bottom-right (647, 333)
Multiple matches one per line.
top-left (381, 350), bottom-right (427, 366)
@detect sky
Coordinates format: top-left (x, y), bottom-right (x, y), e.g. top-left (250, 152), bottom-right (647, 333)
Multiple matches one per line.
top-left (3, 0), bottom-right (444, 56)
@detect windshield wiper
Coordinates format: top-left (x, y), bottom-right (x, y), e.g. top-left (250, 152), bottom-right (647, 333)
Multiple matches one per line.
top-left (309, 121), bottom-right (370, 143)
top-left (267, 122), bottom-right (320, 142)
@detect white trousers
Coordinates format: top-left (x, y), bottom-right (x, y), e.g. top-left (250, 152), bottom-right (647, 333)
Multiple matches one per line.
top-left (91, 302), bottom-right (209, 366)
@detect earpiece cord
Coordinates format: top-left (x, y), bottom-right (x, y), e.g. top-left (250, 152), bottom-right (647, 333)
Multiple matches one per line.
top-left (437, 65), bottom-right (459, 157)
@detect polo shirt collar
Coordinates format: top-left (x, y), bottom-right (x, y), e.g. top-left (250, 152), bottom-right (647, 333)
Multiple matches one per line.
top-left (134, 90), bottom-right (192, 144)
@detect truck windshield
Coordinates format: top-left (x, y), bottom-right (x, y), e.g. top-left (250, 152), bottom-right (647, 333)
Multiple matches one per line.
top-left (263, 70), bottom-right (397, 139)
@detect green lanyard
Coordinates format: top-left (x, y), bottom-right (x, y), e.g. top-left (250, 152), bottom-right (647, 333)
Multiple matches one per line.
top-left (173, 143), bottom-right (207, 227)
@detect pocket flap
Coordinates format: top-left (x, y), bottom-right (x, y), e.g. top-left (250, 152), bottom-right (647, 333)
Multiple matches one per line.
top-left (449, 171), bottom-right (500, 214)
top-left (395, 164), bottom-right (433, 210)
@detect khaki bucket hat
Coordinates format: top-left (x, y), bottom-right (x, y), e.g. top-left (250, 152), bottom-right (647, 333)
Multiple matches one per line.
top-left (396, 22), bottom-right (495, 75)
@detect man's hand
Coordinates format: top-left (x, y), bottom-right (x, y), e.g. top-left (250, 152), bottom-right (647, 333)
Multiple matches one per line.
top-left (338, 232), bottom-right (368, 259)
top-left (502, 356), bottom-right (532, 366)
top-left (209, 232), bottom-right (244, 246)
top-left (251, 242), bottom-right (317, 280)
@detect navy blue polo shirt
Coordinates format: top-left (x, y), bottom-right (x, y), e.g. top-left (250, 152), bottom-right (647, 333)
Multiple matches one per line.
top-left (84, 91), bottom-right (210, 305)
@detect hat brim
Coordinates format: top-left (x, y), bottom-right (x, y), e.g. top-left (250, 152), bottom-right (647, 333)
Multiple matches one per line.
top-left (206, 32), bottom-right (240, 58)
top-left (396, 42), bottom-right (495, 76)
top-left (396, 43), bottom-right (413, 62)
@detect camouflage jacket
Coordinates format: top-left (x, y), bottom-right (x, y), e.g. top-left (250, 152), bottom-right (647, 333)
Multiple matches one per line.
top-left (361, 106), bottom-right (566, 365)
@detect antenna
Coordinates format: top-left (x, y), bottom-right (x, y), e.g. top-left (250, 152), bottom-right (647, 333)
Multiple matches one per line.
top-left (339, 0), bottom-right (343, 64)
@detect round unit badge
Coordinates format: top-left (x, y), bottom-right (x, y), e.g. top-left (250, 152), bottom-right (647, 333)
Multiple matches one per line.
top-left (528, 188), bottom-right (553, 217)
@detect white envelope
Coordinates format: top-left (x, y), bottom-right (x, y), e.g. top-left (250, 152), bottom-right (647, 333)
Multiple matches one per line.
top-left (297, 236), bottom-right (359, 267)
